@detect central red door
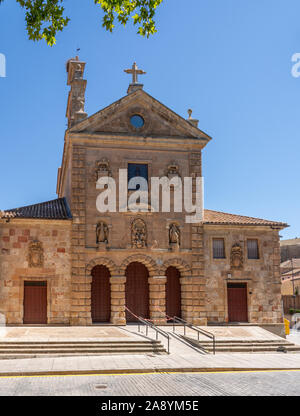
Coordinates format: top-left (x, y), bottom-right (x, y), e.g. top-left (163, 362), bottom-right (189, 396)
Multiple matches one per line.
top-left (23, 281), bottom-right (47, 324)
top-left (91, 265), bottom-right (111, 323)
top-left (125, 262), bottom-right (149, 322)
top-left (227, 283), bottom-right (248, 322)
top-left (166, 266), bottom-right (181, 319)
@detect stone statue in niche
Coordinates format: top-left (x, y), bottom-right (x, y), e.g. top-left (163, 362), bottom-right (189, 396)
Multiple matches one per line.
top-left (131, 219), bottom-right (147, 249)
top-left (75, 94), bottom-right (85, 113)
top-left (28, 241), bottom-right (44, 268)
top-left (94, 158), bottom-right (111, 181)
top-left (96, 222), bottom-right (109, 245)
top-left (230, 243), bottom-right (243, 269)
top-left (166, 161), bottom-right (180, 178)
top-left (169, 223), bottom-right (180, 247)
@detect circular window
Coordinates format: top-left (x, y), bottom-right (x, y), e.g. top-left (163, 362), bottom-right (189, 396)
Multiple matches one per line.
top-left (130, 115), bottom-right (145, 129)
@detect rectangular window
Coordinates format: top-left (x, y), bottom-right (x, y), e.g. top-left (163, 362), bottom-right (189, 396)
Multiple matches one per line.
top-left (247, 239), bottom-right (259, 259)
top-left (128, 163), bottom-right (148, 190)
top-left (213, 238), bottom-right (225, 259)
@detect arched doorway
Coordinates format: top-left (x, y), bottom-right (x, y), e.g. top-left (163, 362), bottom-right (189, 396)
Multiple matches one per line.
top-left (91, 265), bottom-right (111, 323)
top-left (166, 266), bottom-right (181, 319)
top-left (125, 262), bottom-right (149, 322)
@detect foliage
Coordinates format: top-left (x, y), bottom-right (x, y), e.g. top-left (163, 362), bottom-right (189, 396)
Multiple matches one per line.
top-left (289, 308), bottom-right (300, 315)
top-left (0, 0), bottom-right (163, 46)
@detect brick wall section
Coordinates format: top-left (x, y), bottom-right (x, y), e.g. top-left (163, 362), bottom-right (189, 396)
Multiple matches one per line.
top-left (70, 145), bottom-right (91, 325)
top-left (0, 221), bottom-right (71, 324)
top-left (203, 226), bottom-right (284, 324)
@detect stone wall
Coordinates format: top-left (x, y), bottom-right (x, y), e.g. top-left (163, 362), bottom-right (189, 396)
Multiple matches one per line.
top-left (203, 225), bottom-right (283, 324)
top-left (0, 219), bottom-right (72, 324)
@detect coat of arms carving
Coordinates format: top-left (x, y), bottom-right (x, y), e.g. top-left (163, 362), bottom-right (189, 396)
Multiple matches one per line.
top-left (94, 158), bottom-right (111, 181)
top-left (28, 241), bottom-right (44, 268)
top-left (230, 243), bottom-right (243, 269)
top-left (131, 219), bottom-right (147, 249)
top-left (166, 161), bottom-right (180, 178)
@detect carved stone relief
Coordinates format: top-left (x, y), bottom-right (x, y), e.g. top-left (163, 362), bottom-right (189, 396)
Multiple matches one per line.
top-left (131, 219), bottom-right (147, 249)
top-left (230, 243), bottom-right (243, 269)
top-left (28, 241), bottom-right (44, 268)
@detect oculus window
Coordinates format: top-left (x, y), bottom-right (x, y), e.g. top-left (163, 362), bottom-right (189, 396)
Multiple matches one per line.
top-left (130, 115), bottom-right (144, 129)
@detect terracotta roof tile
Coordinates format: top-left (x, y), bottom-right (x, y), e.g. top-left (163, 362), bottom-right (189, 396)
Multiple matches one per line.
top-left (5, 198), bottom-right (72, 220)
top-left (204, 209), bottom-right (288, 227)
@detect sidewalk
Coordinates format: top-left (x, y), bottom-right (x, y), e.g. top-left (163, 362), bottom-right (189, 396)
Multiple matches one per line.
top-left (0, 330), bottom-right (300, 377)
top-left (0, 327), bottom-right (299, 377)
top-left (0, 350), bottom-right (300, 377)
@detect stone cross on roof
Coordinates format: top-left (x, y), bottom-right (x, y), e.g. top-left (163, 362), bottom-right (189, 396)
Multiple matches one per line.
top-left (124, 62), bottom-right (146, 84)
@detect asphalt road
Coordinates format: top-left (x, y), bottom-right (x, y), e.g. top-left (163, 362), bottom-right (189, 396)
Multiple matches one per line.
top-left (0, 370), bottom-right (299, 396)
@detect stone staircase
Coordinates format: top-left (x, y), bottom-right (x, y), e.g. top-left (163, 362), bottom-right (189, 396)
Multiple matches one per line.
top-left (183, 336), bottom-right (300, 353)
top-left (0, 340), bottom-right (167, 359)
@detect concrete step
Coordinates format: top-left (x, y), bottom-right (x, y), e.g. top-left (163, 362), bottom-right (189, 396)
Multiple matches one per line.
top-left (203, 346), bottom-right (300, 352)
top-left (0, 340), bottom-right (167, 359)
top-left (0, 341), bottom-right (160, 350)
top-left (0, 351), bottom-right (166, 360)
top-left (0, 339), bottom-right (155, 347)
top-left (183, 336), bottom-right (300, 353)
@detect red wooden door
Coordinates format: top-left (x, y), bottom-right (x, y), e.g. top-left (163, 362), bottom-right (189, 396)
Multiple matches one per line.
top-left (91, 265), bottom-right (111, 323)
top-left (227, 283), bottom-right (248, 322)
top-left (125, 262), bottom-right (149, 322)
top-left (166, 266), bottom-right (181, 319)
top-left (23, 281), bottom-right (47, 324)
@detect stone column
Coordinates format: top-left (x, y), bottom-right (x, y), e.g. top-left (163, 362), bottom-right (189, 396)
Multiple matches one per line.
top-left (110, 275), bottom-right (126, 325)
top-left (149, 275), bottom-right (167, 325)
top-left (70, 146), bottom-right (91, 326)
top-left (189, 151), bottom-right (207, 326)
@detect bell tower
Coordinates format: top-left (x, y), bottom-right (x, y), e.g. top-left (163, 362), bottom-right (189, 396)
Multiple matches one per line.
top-left (66, 56), bottom-right (88, 128)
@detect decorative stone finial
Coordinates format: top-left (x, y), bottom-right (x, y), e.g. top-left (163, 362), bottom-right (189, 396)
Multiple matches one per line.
top-left (124, 62), bottom-right (146, 84)
top-left (187, 108), bottom-right (199, 128)
top-left (124, 62), bottom-right (146, 94)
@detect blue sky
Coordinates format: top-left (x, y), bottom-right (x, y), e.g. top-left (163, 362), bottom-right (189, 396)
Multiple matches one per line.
top-left (0, 0), bottom-right (299, 239)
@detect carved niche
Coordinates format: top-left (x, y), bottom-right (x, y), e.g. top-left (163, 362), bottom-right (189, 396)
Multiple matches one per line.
top-left (96, 221), bottom-right (109, 245)
top-left (169, 223), bottom-right (180, 247)
top-left (230, 243), bottom-right (243, 269)
top-left (166, 161), bottom-right (180, 179)
top-left (94, 158), bottom-right (111, 181)
top-left (28, 241), bottom-right (44, 268)
top-left (131, 219), bottom-right (147, 249)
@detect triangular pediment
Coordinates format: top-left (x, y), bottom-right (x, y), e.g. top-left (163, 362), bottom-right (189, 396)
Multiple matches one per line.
top-left (69, 89), bottom-right (211, 142)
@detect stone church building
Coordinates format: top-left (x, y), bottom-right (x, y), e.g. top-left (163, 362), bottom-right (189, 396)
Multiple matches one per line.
top-left (0, 57), bottom-right (287, 333)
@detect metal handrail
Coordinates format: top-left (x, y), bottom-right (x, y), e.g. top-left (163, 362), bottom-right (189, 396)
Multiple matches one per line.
top-left (138, 317), bottom-right (170, 354)
top-left (173, 316), bottom-right (216, 355)
top-left (125, 307), bottom-right (170, 354)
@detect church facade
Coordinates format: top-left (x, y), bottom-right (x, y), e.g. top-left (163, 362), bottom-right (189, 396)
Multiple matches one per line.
top-left (0, 58), bottom-right (287, 334)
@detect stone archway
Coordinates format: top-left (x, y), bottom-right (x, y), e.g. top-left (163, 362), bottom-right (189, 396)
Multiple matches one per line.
top-left (86, 257), bottom-right (118, 277)
top-left (120, 254), bottom-right (158, 277)
top-left (160, 258), bottom-right (192, 277)
top-left (125, 262), bottom-right (150, 322)
top-left (86, 258), bottom-right (119, 324)
top-left (91, 265), bottom-right (111, 323)
top-left (165, 266), bottom-right (182, 319)
top-left (160, 258), bottom-right (192, 322)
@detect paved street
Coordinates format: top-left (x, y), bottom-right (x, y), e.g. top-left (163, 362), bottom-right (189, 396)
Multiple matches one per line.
top-left (0, 370), bottom-right (299, 396)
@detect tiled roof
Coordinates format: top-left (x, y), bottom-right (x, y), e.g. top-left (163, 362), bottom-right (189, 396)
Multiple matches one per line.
top-left (281, 259), bottom-right (300, 269)
top-left (282, 268), bottom-right (300, 277)
top-left (0, 210), bottom-right (16, 219)
top-left (204, 209), bottom-right (288, 227)
top-left (280, 238), bottom-right (300, 246)
top-left (5, 198), bottom-right (72, 220)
